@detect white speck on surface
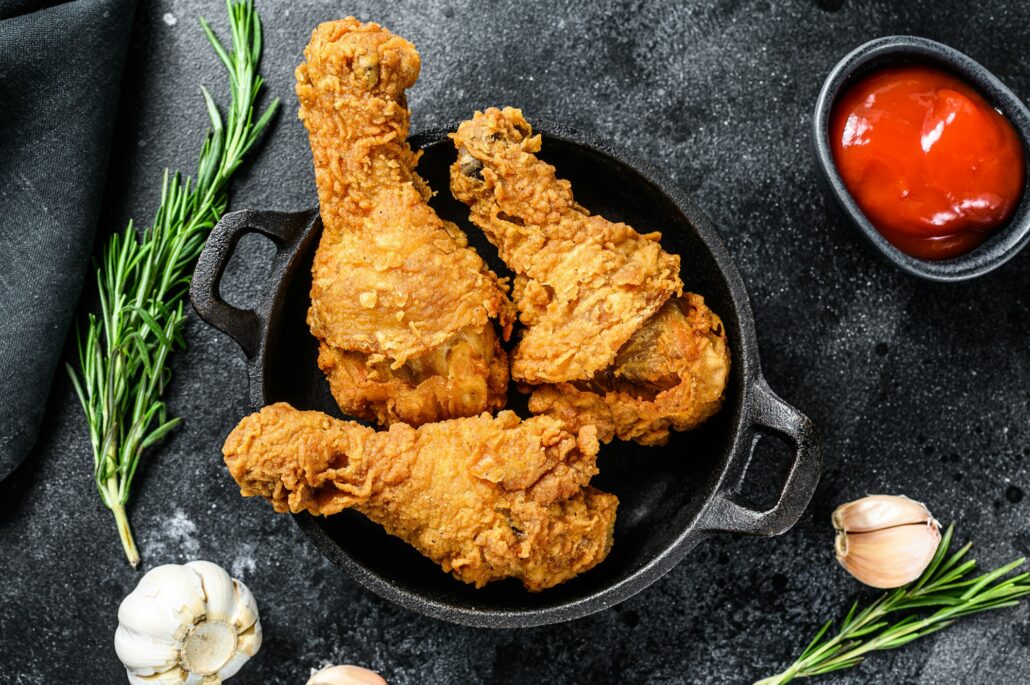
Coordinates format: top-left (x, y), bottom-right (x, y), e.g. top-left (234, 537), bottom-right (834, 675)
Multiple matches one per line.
top-left (162, 13), bottom-right (177, 26)
top-left (145, 509), bottom-right (200, 560)
top-left (231, 543), bottom-right (257, 579)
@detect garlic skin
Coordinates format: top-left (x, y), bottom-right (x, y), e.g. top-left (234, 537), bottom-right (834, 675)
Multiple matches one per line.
top-left (832, 494), bottom-right (933, 533)
top-left (833, 495), bottom-right (941, 589)
top-left (307, 665), bottom-right (388, 685)
top-left (115, 561), bottom-right (262, 684)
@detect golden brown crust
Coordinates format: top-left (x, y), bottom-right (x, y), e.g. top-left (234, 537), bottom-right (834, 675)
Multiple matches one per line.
top-left (223, 403), bottom-right (617, 591)
top-left (528, 294), bottom-right (731, 445)
top-left (296, 19), bottom-right (513, 425)
top-left (449, 107), bottom-right (682, 384)
top-left (317, 324), bottom-right (509, 427)
top-left (449, 108), bottom-right (731, 445)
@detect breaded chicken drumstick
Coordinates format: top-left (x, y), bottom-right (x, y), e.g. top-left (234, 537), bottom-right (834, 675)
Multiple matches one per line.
top-left (297, 19), bottom-right (513, 427)
top-left (224, 403), bottom-right (617, 590)
top-left (450, 108), bottom-right (731, 445)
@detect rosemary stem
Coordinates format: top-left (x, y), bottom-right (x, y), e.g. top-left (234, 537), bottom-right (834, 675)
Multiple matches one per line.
top-left (757, 601), bottom-right (890, 684)
top-left (754, 669), bottom-right (792, 685)
top-left (107, 480), bottom-right (140, 568)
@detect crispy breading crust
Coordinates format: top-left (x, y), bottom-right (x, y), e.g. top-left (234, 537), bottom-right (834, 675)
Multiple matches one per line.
top-left (316, 324), bottom-right (509, 427)
top-left (450, 108), bottom-right (731, 445)
top-left (223, 403), bottom-right (618, 591)
top-left (296, 19), bottom-right (514, 425)
top-left (450, 107), bottom-right (682, 384)
top-left (528, 294), bottom-right (731, 446)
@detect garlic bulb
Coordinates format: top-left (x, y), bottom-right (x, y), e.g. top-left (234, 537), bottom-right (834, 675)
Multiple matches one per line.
top-left (833, 495), bottom-right (941, 589)
top-left (115, 561), bottom-right (262, 684)
top-left (307, 665), bottom-right (388, 685)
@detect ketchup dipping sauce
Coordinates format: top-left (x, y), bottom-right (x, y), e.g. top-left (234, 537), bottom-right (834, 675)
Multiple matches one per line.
top-left (831, 64), bottom-right (1025, 260)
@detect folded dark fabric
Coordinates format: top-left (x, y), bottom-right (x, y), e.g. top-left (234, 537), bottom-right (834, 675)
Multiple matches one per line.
top-left (0, 0), bottom-right (135, 479)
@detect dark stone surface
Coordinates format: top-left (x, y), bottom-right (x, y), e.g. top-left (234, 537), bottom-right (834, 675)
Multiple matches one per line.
top-left (2, 0), bottom-right (1029, 682)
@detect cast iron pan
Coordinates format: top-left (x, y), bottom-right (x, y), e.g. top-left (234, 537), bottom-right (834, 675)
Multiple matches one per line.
top-left (190, 122), bottom-right (822, 628)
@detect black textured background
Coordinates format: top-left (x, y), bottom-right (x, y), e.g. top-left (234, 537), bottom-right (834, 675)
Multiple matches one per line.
top-left (2, 1), bottom-right (1029, 683)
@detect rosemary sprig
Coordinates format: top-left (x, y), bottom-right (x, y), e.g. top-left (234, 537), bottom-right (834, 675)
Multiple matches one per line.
top-left (67, 0), bottom-right (278, 567)
top-left (756, 524), bottom-right (1030, 684)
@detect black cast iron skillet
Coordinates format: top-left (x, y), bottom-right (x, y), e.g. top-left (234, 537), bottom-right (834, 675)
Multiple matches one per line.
top-left (190, 122), bottom-right (821, 628)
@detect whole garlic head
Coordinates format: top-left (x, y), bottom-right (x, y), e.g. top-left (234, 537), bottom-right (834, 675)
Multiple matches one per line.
top-left (307, 665), bottom-right (388, 685)
top-left (115, 561), bottom-right (262, 684)
top-left (833, 495), bottom-right (941, 589)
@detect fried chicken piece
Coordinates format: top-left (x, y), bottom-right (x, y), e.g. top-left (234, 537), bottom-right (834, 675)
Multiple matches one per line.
top-left (450, 108), bottom-right (731, 445)
top-left (316, 326), bottom-right (509, 428)
top-left (527, 294), bottom-right (730, 445)
top-left (296, 19), bottom-right (513, 426)
top-left (450, 107), bottom-right (681, 385)
top-left (224, 403), bottom-right (617, 591)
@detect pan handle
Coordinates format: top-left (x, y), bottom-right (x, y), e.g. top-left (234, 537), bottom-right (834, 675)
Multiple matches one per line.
top-left (190, 209), bottom-right (314, 358)
top-left (701, 378), bottom-right (821, 536)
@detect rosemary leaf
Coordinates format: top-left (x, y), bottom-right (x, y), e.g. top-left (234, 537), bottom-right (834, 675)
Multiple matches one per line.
top-left (67, 0), bottom-right (279, 567)
top-left (755, 524), bottom-right (1030, 684)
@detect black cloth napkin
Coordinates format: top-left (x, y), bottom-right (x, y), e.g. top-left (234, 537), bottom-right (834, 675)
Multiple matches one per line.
top-left (0, 0), bottom-right (135, 479)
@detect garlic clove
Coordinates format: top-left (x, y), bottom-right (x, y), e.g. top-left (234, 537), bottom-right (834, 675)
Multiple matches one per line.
top-left (228, 578), bottom-right (260, 632)
top-left (118, 565), bottom-right (206, 643)
top-left (146, 565), bottom-right (208, 620)
top-left (117, 591), bottom-right (192, 653)
top-left (237, 621), bottom-right (263, 657)
top-left (835, 521), bottom-right (941, 589)
top-left (114, 626), bottom-right (178, 674)
top-left (832, 494), bottom-right (933, 533)
top-left (219, 652), bottom-right (251, 682)
top-left (221, 622), bottom-right (263, 680)
top-left (307, 665), bottom-right (389, 685)
top-left (185, 561), bottom-right (236, 623)
top-left (126, 667), bottom-right (190, 685)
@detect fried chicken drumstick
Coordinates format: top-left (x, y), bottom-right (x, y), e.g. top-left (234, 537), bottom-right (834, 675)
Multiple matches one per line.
top-left (224, 403), bottom-right (617, 590)
top-left (297, 20), bottom-right (513, 427)
top-left (450, 107), bottom-right (731, 445)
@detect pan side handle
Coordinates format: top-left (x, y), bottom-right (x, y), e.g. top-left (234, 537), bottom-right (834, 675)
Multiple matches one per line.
top-left (189, 209), bottom-right (315, 358)
top-left (701, 378), bottom-right (822, 536)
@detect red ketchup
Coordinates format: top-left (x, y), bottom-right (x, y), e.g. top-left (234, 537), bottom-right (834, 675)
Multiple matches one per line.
top-left (831, 65), bottom-right (1025, 260)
